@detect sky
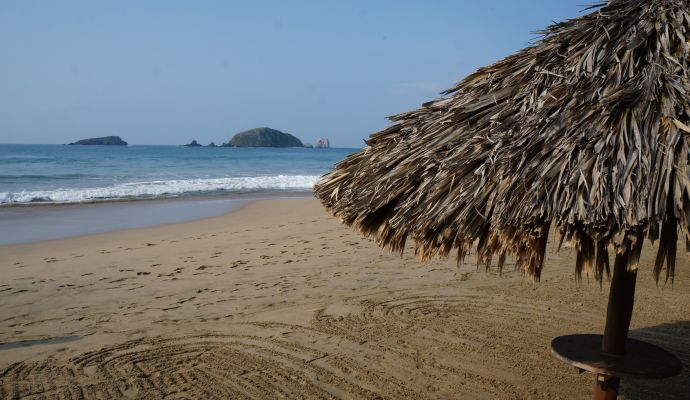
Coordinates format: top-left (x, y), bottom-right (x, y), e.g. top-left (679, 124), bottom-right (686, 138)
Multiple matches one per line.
top-left (1, 0), bottom-right (590, 147)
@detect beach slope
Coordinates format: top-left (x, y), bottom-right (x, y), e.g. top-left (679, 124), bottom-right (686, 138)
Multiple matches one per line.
top-left (1, 198), bottom-right (688, 399)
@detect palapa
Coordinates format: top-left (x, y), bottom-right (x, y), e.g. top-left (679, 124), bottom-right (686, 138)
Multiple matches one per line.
top-left (315, 0), bottom-right (690, 283)
top-left (315, 1), bottom-right (687, 397)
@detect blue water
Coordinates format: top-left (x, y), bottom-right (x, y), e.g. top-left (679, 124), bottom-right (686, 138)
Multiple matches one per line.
top-left (0, 145), bottom-right (356, 205)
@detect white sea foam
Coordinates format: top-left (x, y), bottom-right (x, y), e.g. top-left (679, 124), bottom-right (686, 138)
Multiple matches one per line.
top-left (0, 175), bottom-right (320, 204)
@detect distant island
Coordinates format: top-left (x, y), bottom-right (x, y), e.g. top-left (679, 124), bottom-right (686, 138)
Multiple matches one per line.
top-left (184, 140), bottom-right (202, 147)
top-left (223, 127), bottom-right (303, 148)
top-left (69, 136), bottom-right (128, 146)
top-left (315, 138), bottom-right (330, 148)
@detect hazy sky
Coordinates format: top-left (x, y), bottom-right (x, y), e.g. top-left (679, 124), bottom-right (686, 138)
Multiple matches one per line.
top-left (1, 0), bottom-right (588, 147)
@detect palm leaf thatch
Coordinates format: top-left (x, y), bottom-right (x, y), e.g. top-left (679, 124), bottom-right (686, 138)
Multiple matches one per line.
top-left (315, 0), bottom-right (690, 282)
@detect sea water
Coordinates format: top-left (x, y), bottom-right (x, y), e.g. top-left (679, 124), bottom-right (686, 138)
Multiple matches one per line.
top-left (0, 145), bottom-right (357, 205)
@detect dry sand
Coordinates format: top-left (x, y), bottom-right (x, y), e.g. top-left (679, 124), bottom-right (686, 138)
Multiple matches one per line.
top-left (0, 198), bottom-right (688, 399)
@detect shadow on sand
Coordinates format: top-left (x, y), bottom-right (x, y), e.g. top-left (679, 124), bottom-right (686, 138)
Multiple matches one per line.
top-left (0, 335), bottom-right (80, 351)
top-left (621, 321), bottom-right (689, 400)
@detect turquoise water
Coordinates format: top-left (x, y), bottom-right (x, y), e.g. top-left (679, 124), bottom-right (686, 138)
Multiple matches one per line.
top-left (0, 145), bottom-right (356, 205)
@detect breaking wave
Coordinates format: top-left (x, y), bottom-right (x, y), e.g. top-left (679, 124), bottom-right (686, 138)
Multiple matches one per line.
top-left (0, 175), bottom-right (319, 205)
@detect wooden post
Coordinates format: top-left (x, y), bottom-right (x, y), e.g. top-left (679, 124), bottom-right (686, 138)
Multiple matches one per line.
top-left (594, 250), bottom-right (638, 399)
top-left (594, 374), bottom-right (620, 400)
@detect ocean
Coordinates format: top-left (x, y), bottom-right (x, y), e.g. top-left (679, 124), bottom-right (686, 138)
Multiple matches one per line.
top-left (0, 144), bottom-right (357, 205)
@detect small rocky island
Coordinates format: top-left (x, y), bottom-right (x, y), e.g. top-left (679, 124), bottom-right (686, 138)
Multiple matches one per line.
top-left (315, 138), bottom-right (330, 148)
top-left (69, 136), bottom-right (128, 146)
top-left (223, 127), bottom-right (303, 148)
top-left (184, 140), bottom-right (202, 147)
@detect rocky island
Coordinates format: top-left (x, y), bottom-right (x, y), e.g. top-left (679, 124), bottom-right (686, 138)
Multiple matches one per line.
top-left (68, 136), bottom-right (128, 146)
top-left (223, 127), bottom-right (303, 148)
top-left (184, 140), bottom-right (202, 147)
top-left (315, 138), bottom-right (330, 148)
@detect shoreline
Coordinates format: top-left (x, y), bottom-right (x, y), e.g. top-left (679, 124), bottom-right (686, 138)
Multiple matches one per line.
top-left (0, 188), bottom-right (314, 208)
top-left (0, 191), bottom-right (313, 246)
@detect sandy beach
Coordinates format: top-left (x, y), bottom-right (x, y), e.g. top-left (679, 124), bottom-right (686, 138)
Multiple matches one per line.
top-left (1, 198), bottom-right (688, 399)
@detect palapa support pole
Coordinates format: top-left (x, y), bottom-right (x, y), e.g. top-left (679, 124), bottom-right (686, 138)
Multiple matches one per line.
top-left (551, 241), bottom-right (681, 398)
top-left (594, 250), bottom-right (637, 400)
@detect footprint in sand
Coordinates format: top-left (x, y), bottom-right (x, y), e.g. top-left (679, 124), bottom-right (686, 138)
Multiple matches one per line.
top-left (176, 296), bottom-right (196, 305)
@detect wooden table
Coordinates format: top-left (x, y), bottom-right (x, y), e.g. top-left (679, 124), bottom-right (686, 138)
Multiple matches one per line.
top-left (551, 334), bottom-right (682, 379)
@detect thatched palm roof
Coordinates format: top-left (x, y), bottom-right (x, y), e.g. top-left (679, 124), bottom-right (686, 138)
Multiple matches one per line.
top-left (315, 0), bottom-right (690, 282)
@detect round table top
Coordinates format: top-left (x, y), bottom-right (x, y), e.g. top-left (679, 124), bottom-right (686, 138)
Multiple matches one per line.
top-left (551, 334), bottom-right (682, 379)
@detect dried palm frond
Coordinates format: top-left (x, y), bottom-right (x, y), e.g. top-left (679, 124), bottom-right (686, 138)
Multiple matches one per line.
top-left (315, 0), bottom-right (690, 282)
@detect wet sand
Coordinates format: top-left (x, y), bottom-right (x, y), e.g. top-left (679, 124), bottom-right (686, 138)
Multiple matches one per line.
top-left (0, 198), bottom-right (688, 399)
top-left (0, 193), bottom-right (310, 246)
